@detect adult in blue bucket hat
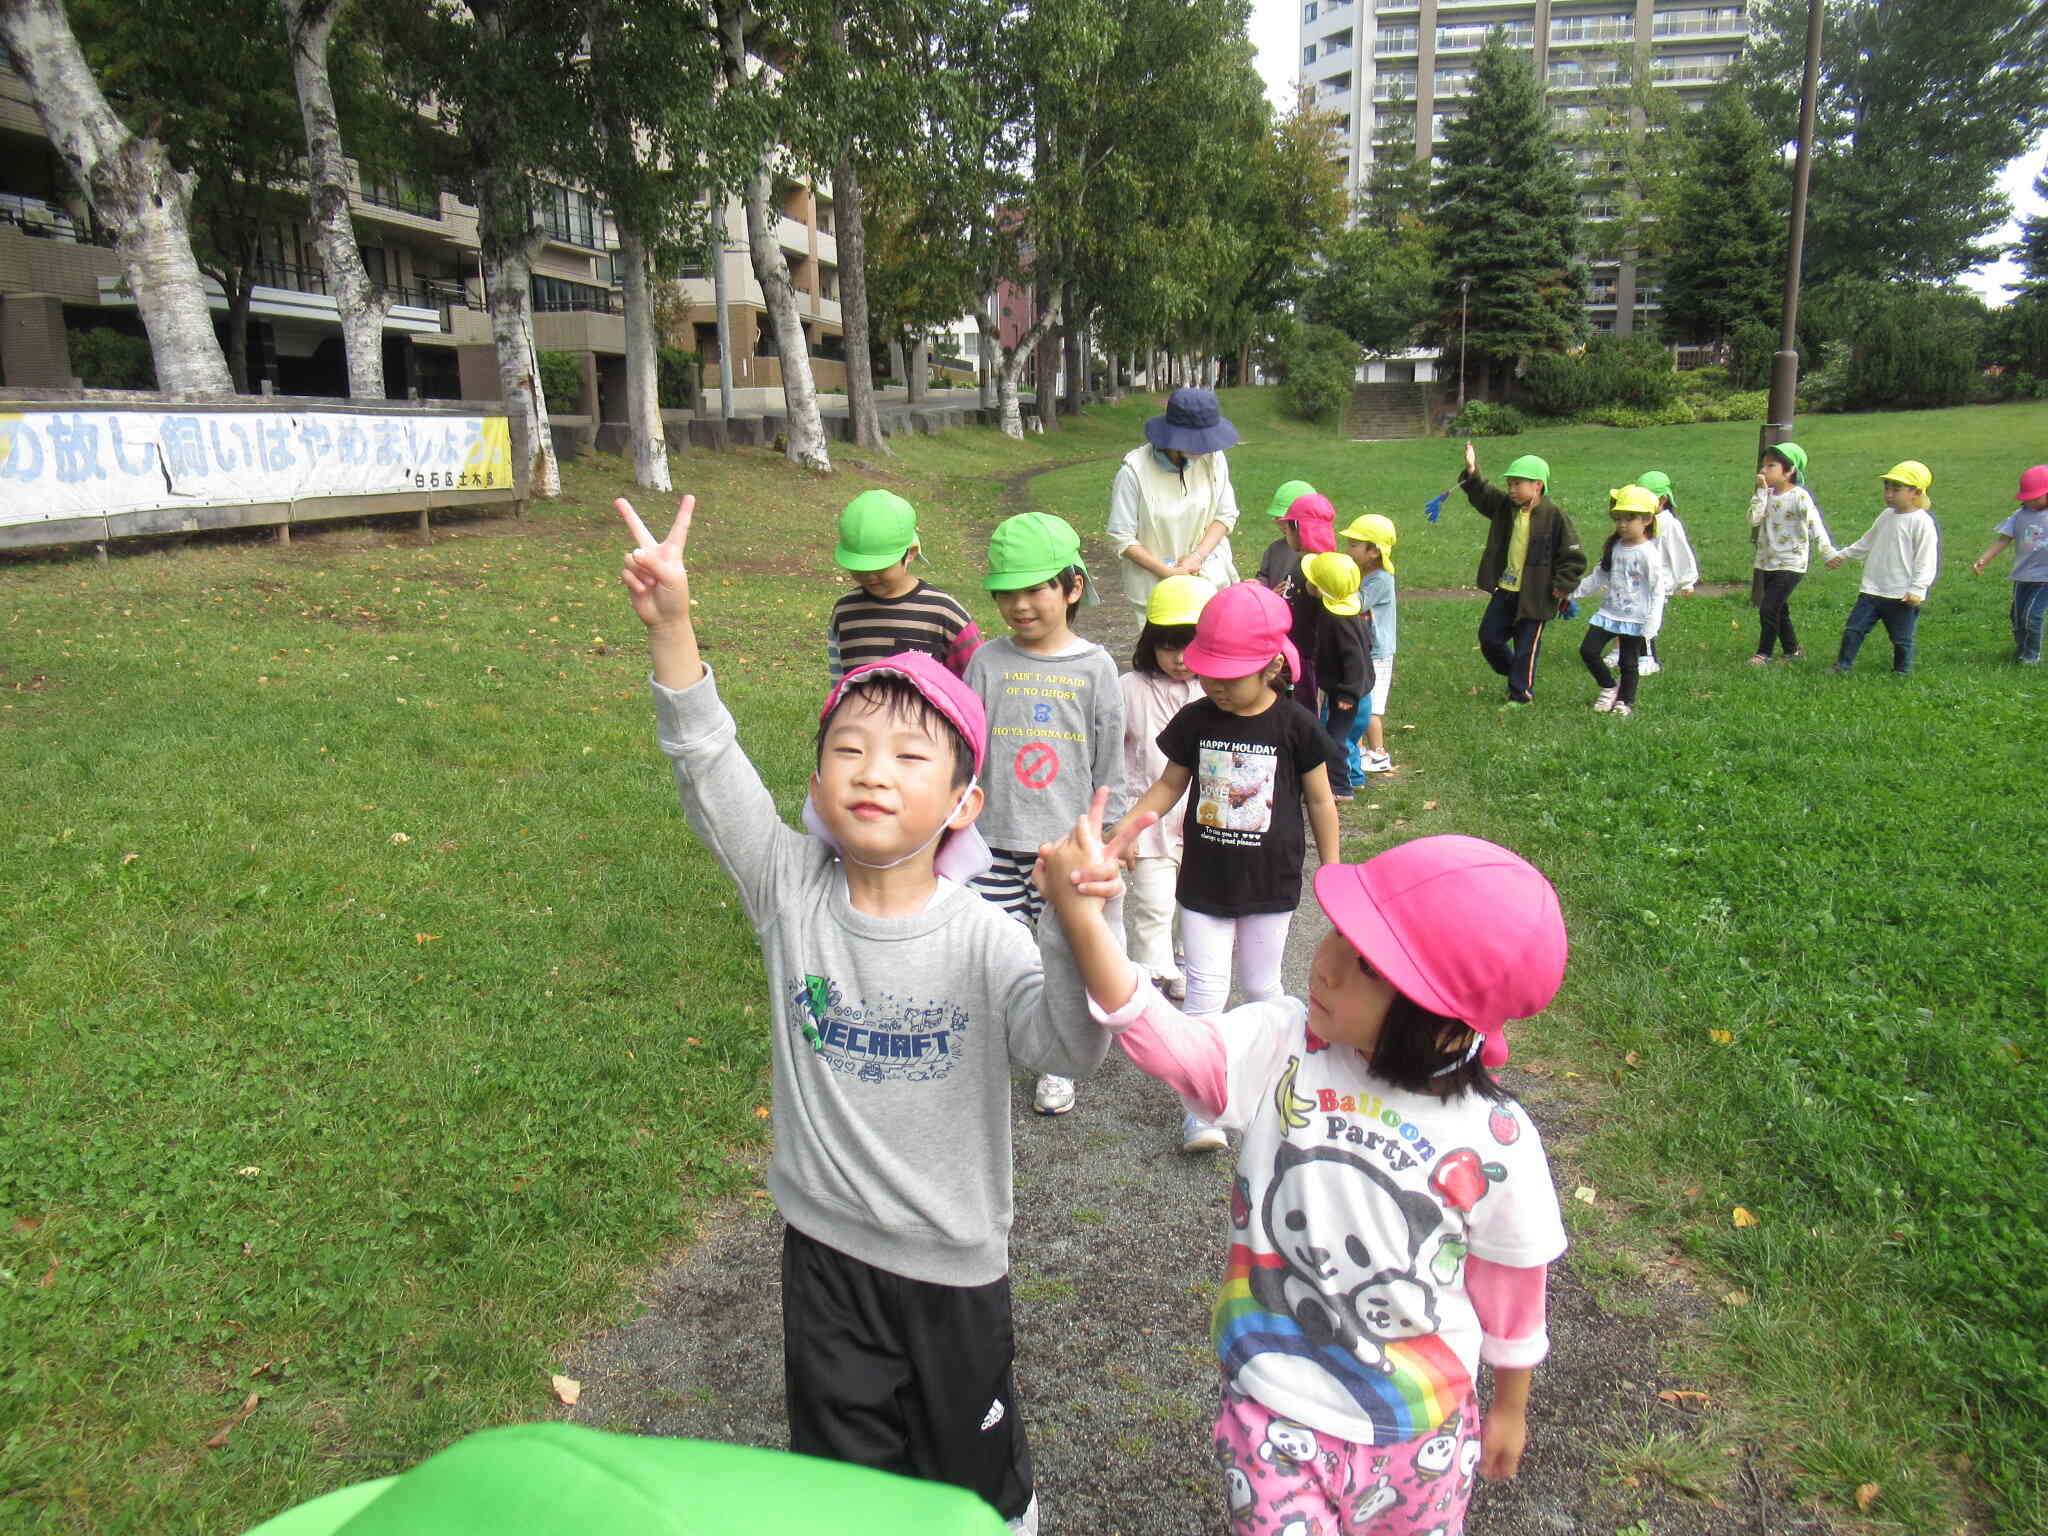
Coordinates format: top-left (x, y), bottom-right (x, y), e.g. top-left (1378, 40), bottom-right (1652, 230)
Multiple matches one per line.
top-left (1108, 387), bottom-right (1243, 610)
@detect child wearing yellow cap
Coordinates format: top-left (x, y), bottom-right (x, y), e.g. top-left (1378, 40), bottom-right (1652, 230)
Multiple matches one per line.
top-left (1827, 461), bottom-right (1939, 675)
top-left (1300, 552), bottom-right (1375, 802)
top-left (1339, 513), bottom-right (1399, 775)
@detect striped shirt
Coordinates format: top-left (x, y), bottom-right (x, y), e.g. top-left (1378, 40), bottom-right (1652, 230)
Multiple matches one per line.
top-left (827, 580), bottom-right (982, 682)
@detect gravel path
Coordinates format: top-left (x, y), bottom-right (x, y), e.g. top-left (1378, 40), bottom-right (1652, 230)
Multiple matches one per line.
top-left (564, 460), bottom-right (1827, 1534)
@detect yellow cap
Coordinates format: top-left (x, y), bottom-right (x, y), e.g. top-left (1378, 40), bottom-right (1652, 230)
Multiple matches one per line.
top-left (1144, 573), bottom-right (1218, 627)
top-left (1880, 460), bottom-right (1932, 491)
top-left (1300, 553), bottom-right (1363, 616)
top-left (1608, 484), bottom-right (1660, 517)
top-left (1337, 513), bottom-right (1398, 575)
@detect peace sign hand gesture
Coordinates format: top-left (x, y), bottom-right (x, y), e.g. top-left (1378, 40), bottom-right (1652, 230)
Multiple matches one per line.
top-left (617, 494), bottom-right (704, 688)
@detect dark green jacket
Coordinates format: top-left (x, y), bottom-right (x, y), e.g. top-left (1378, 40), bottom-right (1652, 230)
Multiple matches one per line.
top-left (1460, 471), bottom-right (1587, 622)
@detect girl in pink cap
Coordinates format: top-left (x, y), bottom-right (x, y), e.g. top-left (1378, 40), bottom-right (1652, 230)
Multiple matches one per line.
top-left (1042, 813), bottom-right (1570, 1536)
top-left (1113, 581), bottom-right (1340, 1152)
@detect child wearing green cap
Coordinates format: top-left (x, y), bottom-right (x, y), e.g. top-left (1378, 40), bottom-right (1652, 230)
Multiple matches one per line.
top-left (1253, 479), bottom-right (1319, 593)
top-left (1747, 442), bottom-right (1837, 664)
top-left (964, 511), bottom-right (1125, 1118)
top-left (828, 489), bottom-right (981, 683)
top-left (1459, 441), bottom-right (1587, 704)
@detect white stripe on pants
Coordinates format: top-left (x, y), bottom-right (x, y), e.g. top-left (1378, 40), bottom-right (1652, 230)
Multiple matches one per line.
top-left (1179, 908), bottom-right (1292, 1017)
top-left (1124, 857), bottom-right (1182, 982)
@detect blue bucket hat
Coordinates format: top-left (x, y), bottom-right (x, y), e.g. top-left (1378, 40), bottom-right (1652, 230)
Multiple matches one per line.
top-left (1144, 388), bottom-right (1238, 456)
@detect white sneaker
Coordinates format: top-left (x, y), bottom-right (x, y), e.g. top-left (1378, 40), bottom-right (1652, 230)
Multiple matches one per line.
top-left (1610, 701), bottom-right (1633, 717)
top-left (1181, 1111), bottom-right (1227, 1153)
top-left (1362, 750), bottom-right (1393, 774)
top-left (1592, 686), bottom-right (1619, 713)
top-left (1638, 655), bottom-right (1662, 676)
top-left (1033, 1075), bottom-right (1075, 1115)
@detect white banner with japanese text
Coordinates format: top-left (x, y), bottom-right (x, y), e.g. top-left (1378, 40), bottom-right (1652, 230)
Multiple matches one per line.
top-left (0, 409), bottom-right (514, 528)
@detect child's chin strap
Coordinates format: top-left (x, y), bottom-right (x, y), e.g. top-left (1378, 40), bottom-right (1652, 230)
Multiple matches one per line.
top-left (829, 777), bottom-right (981, 872)
top-left (1429, 1034), bottom-right (1486, 1078)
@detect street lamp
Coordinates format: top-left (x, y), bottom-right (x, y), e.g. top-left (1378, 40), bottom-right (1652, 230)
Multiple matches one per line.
top-left (1457, 277), bottom-right (1472, 410)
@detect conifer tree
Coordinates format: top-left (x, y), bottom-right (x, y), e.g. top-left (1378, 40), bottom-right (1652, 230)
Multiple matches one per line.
top-left (1658, 85), bottom-right (1787, 345)
top-left (1426, 34), bottom-right (1585, 399)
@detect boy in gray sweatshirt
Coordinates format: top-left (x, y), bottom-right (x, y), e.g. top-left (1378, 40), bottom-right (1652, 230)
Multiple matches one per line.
top-left (617, 492), bottom-right (1115, 1536)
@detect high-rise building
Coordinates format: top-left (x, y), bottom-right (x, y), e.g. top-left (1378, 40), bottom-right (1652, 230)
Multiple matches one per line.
top-left (1301, 0), bottom-right (1750, 335)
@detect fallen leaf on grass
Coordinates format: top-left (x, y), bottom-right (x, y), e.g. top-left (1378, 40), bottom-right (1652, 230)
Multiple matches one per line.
top-left (1573, 1185), bottom-right (1598, 1205)
top-left (1720, 1288), bottom-right (1751, 1306)
top-left (550, 1374), bottom-right (581, 1406)
top-left (389, 832), bottom-right (412, 845)
top-left (1423, 800), bottom-right (1439, 811)
top-left (1731, 1207), bottom-right (1759, 1228)
top-left (204, 1392), bottom-right (261, 1449)
top-left (1400, 723), bottom-right (1416, 731)
top-left (1623, 1051), bottom-right (1644, 1068)
top-left (753, 1106), bottom-right (770, 1120)
top-left (39, 1261), bottom-right (60, 1287)
top-left (121, 852), bottom-right (139, 866)
top-left (1707, 1028), bottom-right (1734, 1045)
top-left (1855, 1482), bottom-right (1880, 1511)
top-left (1658, 1389), bottom-right (1711, 1410)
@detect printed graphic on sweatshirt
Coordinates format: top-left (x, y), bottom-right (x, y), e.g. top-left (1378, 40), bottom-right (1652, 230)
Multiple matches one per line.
top-left (1195, 742), bottom-right (1277, 836)
top-left (785, 972), bottom-right (970, 1083)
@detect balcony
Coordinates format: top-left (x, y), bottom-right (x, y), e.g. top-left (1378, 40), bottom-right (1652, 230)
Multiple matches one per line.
top-left (1374, 0), bottom-right (1417, 13)
top-left (358, 173), bottom-right (442, 221)
top-left (1548, 66), bottom-right (1629, 90)
top-left (1373, 76), bottom-right (1416, 102)
top-left (0, 192), bottom-right (98, 243)
top-left (1436, 23), bottom-right (1532, 51)
top-left (1651, 11), bottom-right (1748, 40)
top-left (1550, 20), bottom-right (1635, 47)
top-left (1432, 73), bottom-right (1475, 98)
top-left (1375, 30), bottom-right (1417, 55)
top-left (1320, 34), bottom-right (1353, 59)
top-left (1650, 56), bottom-right (1734, 84)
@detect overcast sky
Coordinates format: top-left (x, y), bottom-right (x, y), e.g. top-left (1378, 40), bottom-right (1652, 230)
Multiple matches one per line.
top-left (1244, 0), bottom-right (2046, 303)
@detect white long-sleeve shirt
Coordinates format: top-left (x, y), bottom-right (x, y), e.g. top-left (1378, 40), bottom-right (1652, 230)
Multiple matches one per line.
top-left (1835, 506), bottom-right (1940, 601)
top-left (1654, 510), bottom-right (1698, 590)
top-left (1749, 485), bottom-right (1837, 573)
top-left (1571, 539), bottom-right (1671, 637)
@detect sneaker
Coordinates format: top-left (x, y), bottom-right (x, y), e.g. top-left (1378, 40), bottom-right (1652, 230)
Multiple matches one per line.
top-left (1362, 750), bottom-right (1393, 774)
top-left (1784, 648), bottom-right (1805, 661)
top-left (1181, 1112), bottom-right (1228, 1154)
top-left (1162, 976), bottom-right (1187, 1003)
top-left (1637, 656), bottom-right (1662, 676)
top-left (1033, 1075), bottom-right (1075, 1116)
top-left (1610, 701), bottom-right (1633, 717)
top-left (1006, 1494), bottom-right (1040, 1536)
top-left (1747, 654), bottom-right (1771, 667)
top-left (1592, 686), bottom-right (1619, 713)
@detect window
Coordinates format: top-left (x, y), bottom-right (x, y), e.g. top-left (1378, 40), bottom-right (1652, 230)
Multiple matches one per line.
top-left (1433, 68), bottom-right (1475, 97)
top-left (1373, 69), bottom-right (1414, 101)
top-left (532, 181), bottom-right (606, 250)
top-left (1550, 13), bottom-right (1633, 46)
top-left (1304, 43), bottom-right (1317, 63)
top-left (1650, 52), bottom-right (1736, 83)
top-left (1322, 28), bottom-right (1352, 53)
top-left (1436, 20), bottom-right (1531, 51)
top-left (1302, 1), bottom-right (1317, 20)
top-left (1375, 24), bottom-right (1417, 54)
top-left (530, 274), bottom-right (619, 313)
top-left (1320, 71), bottom-right (1352, 99)
top-left (1651, 6), bottom-right (1747, 39)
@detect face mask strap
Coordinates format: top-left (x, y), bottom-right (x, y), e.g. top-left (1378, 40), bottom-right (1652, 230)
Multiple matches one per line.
top-left (835, 776), bottom-right (980, 872)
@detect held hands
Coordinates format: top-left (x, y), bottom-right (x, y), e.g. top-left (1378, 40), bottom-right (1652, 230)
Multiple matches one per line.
top-left (615, 493), bottom-right (696, 631)
top-left (1825, 555), bottom-right (1844, 569)
top-left (1037, 788), bottom-right (1154, 908)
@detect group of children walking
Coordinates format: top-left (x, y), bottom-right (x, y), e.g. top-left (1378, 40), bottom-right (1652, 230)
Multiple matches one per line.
top-left (605, 425), bottom-right (2042, 1536)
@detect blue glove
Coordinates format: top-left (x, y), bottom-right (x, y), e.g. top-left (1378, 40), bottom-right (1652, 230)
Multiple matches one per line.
top-left (1558, 598), bottom-right (1579, 620)
top-left (1424, 491), bottom-right (1448, 524)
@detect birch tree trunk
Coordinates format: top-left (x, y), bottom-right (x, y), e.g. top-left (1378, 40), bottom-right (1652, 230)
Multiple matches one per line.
top-left (981, 294), bottom-right (1060, 440)
top-left (1, 0), bottom-right (232, 396)
top-left (477, 179), bottom-right (558, 498)
top-left (977, 295), bottom-right (996, 409)
top-left (282, 0), bottom-right (388, 399)
top-left (836, 155), bottom-right (885, 451)
top-left (741, 165), bottom-right (831, 471)
top-left (616, 226), bottom-right (671, 491)
top-left (906, 334), bottom-right (927, 404)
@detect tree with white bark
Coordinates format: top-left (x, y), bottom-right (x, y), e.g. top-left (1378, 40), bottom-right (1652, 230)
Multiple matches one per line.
top-left (1, 0), bottom-right (234, 395)
top-left (281, 0), bottom-right (391, 400)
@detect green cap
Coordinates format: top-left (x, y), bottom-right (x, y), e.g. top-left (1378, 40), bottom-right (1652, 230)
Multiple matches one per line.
top-left (242, 1423), bottom-right (1007, 1535)
top-left (1263, 479), bottom-right (1317, 520)
top-left (986, 511), bottom-right (1089, 593)
top-left (833, 489), bottom-right (919, 572)
top-left (1636, 470), bottom-right (1673, 505)
top-left (1502, 454), bottom-right (1550, 484)
top-left (1764, 441), bottom-right (1807, 476)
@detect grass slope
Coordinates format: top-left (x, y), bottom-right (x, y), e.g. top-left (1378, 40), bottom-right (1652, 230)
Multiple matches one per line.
top-left (3, 392), bottom-right (2043, 1532)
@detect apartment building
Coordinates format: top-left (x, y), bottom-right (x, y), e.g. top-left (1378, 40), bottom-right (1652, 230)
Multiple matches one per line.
top-left (0, 54), bottom-right (844, 416)
top-left (1302, 0), bottom-right (1749, 334)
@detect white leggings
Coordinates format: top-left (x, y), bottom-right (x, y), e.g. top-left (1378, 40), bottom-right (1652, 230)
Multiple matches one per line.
top-left (1179, 908), bottom-right (1293, 1016)
top-left (1125, 856), bottom-right (1183, 982)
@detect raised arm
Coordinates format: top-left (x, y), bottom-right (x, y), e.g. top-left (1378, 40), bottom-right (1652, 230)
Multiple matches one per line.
top-left (617, 494), bottom-right (700, 687)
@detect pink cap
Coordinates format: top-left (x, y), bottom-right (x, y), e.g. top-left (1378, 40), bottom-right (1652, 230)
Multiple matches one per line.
top-left (1182, 581), bottom-right (1301, 682)
top-left (1313, 835), bottom-right (1567, 1067)
top-left (820, 651), bottom-right (987, 776)
top-left (2017, 465), bottom-right (2048, 502)
top-left (1280, 494), bottom-right (1338, 554)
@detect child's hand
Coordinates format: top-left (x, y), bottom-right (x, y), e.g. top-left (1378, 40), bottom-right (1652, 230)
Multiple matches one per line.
top-left (1478, 1407), bottom-right (1528, 1482)
top-left (1463, 440), bottom-right (1478, 477)
top-left (616, 494), bottom-right (696, 630)
top-left (1755, 471), bottom-right (1768, 490)
top-left (1040, 788), bottom-right (1153, 905)
top-left (1971, 559), bottom-right (1985, 575)
top-left (1825, 555), bottom-right (1844, 569)
top-left (1903, 592), bottom-right (1923, 606)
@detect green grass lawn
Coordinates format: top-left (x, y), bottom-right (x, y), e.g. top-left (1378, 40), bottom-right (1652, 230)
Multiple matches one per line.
top-left (4, 390), bottom-right (2044, 1532)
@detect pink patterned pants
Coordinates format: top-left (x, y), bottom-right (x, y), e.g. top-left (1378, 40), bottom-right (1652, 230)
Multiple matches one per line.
top-left (1213, 1390), bottom-right (1482, 1536)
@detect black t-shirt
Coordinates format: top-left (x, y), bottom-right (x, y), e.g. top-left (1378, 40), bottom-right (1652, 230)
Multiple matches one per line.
top-left (1156, 695), bottom-right (1327, 917)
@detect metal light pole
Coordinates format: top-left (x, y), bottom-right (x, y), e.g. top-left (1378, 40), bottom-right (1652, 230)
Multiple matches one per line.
top-left (1457, 277), bottom-right (1471, 410)
top-left (1761, 0), bottom-right (1824, 460)
top-left (712, 200), bottom-right (735, 423)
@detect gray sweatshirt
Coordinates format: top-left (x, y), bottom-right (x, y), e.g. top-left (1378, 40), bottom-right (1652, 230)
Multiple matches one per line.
top-left (654, 666), bottom-right (1112, 1287)
top-left (963, 635), bottom-right (1126, 853)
